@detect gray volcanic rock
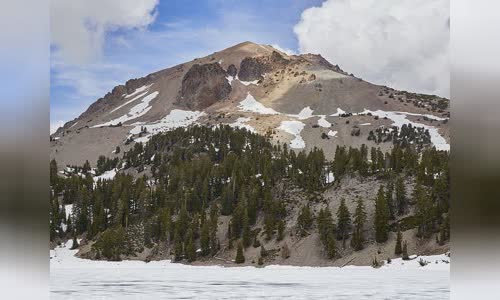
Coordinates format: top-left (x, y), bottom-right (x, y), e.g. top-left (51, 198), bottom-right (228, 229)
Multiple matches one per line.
top-left (238, 51), bottom-right (289, 81)
top-left (226, 64), bottom-right (237, 77)
top-left (238, 57), bottom-right (268, 81)
top-left (179, 63), bottom-right (232, 110)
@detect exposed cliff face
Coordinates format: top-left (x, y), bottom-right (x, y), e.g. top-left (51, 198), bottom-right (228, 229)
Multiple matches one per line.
top-left (237, 57), bottom-right (268, 81)
top-left (179, 63), bottom-right (232, 110)
top-left (226, 64), bottom-right (238, 77)
top-left (238, 51), bottom-right (291, 81)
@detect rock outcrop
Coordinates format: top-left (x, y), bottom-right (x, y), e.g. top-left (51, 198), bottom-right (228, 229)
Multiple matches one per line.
top-left (179, 63), bottom-right (232, 110)
top-left (226, 64), bottom-right (237, 77)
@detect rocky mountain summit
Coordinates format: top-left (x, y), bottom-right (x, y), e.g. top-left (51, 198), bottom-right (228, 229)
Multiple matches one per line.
top-left (51, 41), bottom-right (449, 169)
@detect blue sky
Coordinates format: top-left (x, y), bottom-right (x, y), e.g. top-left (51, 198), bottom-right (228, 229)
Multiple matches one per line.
top-left (50, 0), bottom-right (449, 133)
top-left (50, 0), bottom-right (323, 131)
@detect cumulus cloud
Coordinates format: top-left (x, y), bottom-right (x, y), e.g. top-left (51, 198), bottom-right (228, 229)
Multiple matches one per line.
top-left (294, 0), bottom-right (449, 97)
top-left (50, 0), bottom-right (159, 64)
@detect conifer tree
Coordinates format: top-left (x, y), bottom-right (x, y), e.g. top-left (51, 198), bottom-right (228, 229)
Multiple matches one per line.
top-left (326, 234), bottom-right (336, 259)
top-left (297, 204), bottom-right (313, 237)
top-left (402, 241), bottom-right (409, 260)
top-left (395, 228), bottom-right (403, 255)
top-left (174, 235), bottom-right (183, 261)
top-left (395, 177), bottom-right (406, 215)
top-left (242, 207), bottom-right (250, 248)
top-left (276, 220), bottom-right (285, 241)
top-left (414, 182), bottom-right (433, 238)
top-left (235, 242), bottom-right (245, 264)
top-left (185, 228), bottom-right (196, 262)
top-left (200, 220), bottom-right (210, 255)
top-left (70, 234), bottom-right (79, 250)
top-left (336, 198), bottom-right (351, 248)
top-left (351, 198), bottom-right (366, 251)
top-left (374, 186), bottom-right (390, 243)
top-left (209, 203), bottom-right (219, 255)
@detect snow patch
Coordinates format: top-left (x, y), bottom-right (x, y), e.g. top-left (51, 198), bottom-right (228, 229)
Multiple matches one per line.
top-left (93, 169), bottom-right (117, 182)
top-left (278, 120), bottom-right (306, 149)
top-left (110, 91), bottom-right (149, 114)
top-left (229, 117), bottom-right (256, 133)
top-left (288, 106), bottom-right (314, 120)
top-left (237, 76), bottom-right (260, 86)
top-left (93, 91), bottom-right (159, 127)
top-left (226, 76), bottom-right (234, 85)
top-left (359, 109), bottom-right (449, 151)
top-left (326, 172), bottom-right (335, 184)
top-left (331, 108), bottom-right (346, 117)
top-left (328, 130), bottom-right (338, 137)
top-left (124, 84), bottom-right (153, 98)
top-left (317, 116), bottom-right (331, 128)
top-left (359, 123), bottom-right (371, 126)
top-left (238, 93), bottom-right (280, 115)
top-left (130, 109), bottom-right (205, 143)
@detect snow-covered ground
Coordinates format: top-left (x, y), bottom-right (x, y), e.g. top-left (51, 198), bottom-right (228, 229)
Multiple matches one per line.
top-left (238, 93), bottom-right (280, 115)
top-left (229, 117), bottom-right (256, 133)
top-left (278, 121), bottom-right (306, 149)
top-left (93, 169), bottom-right (117, 182)
top-left (130, 109), bottom-right (206, 143)
top-left (50, 241), bottom-right (449, 299)
top-left (93, 91), bottom-right (160, 127)
top-left (355, 109), bottom-right (450, 151)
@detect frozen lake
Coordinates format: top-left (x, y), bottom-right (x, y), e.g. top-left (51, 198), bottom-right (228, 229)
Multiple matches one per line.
top-left (50, 241), bottom-right (450, 299)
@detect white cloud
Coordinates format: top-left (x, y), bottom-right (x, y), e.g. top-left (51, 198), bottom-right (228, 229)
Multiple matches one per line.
top-left (50, 0), bottom-right (159, 64)
top-left (50, 120), bottom-right (65, 134)
top-left (271, 44), bottom-right (297, 56)
top-left (294, 0), bottom-right (449, 97)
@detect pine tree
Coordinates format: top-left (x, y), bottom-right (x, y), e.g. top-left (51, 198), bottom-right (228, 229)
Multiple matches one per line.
top-left (200, 220), bottom-right (210, 255)
top-left (395, 177), bottom-right (406, 215)
top-left (402, 241), bottom-right (409, 260)
top-left (395, 228), bottom-right (403, 255)
top-left (297, 204), bottom-right (313, 237)
top-left (326, 234), bottom-right (336, 259)
top-left (415, 181), bottom-right (433, 238)
top-left (185, 228), bottom-right (197, 262)
top-left (336, 198), bottom-right (351, 248)
top-left (209, 203), bottom-right (219, 255)
top-left (70, 234), bottom-right (79, 250)
top-left (276, 220), bottom-right (285, 241)
top-left (235, 242), bottom-right (245, 264)
top-left (351, 198), bottom-right (366, 251)
top-left (174, 232), bottom-right (184, 261)
top-left (374, 186), bottom-right (390, 243)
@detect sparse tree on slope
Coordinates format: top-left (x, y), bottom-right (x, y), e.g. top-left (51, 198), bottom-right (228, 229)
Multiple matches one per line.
top-left (374, 186), bottom-right (390, 243)
top-left (336, 198), bottom-right (351, 248)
